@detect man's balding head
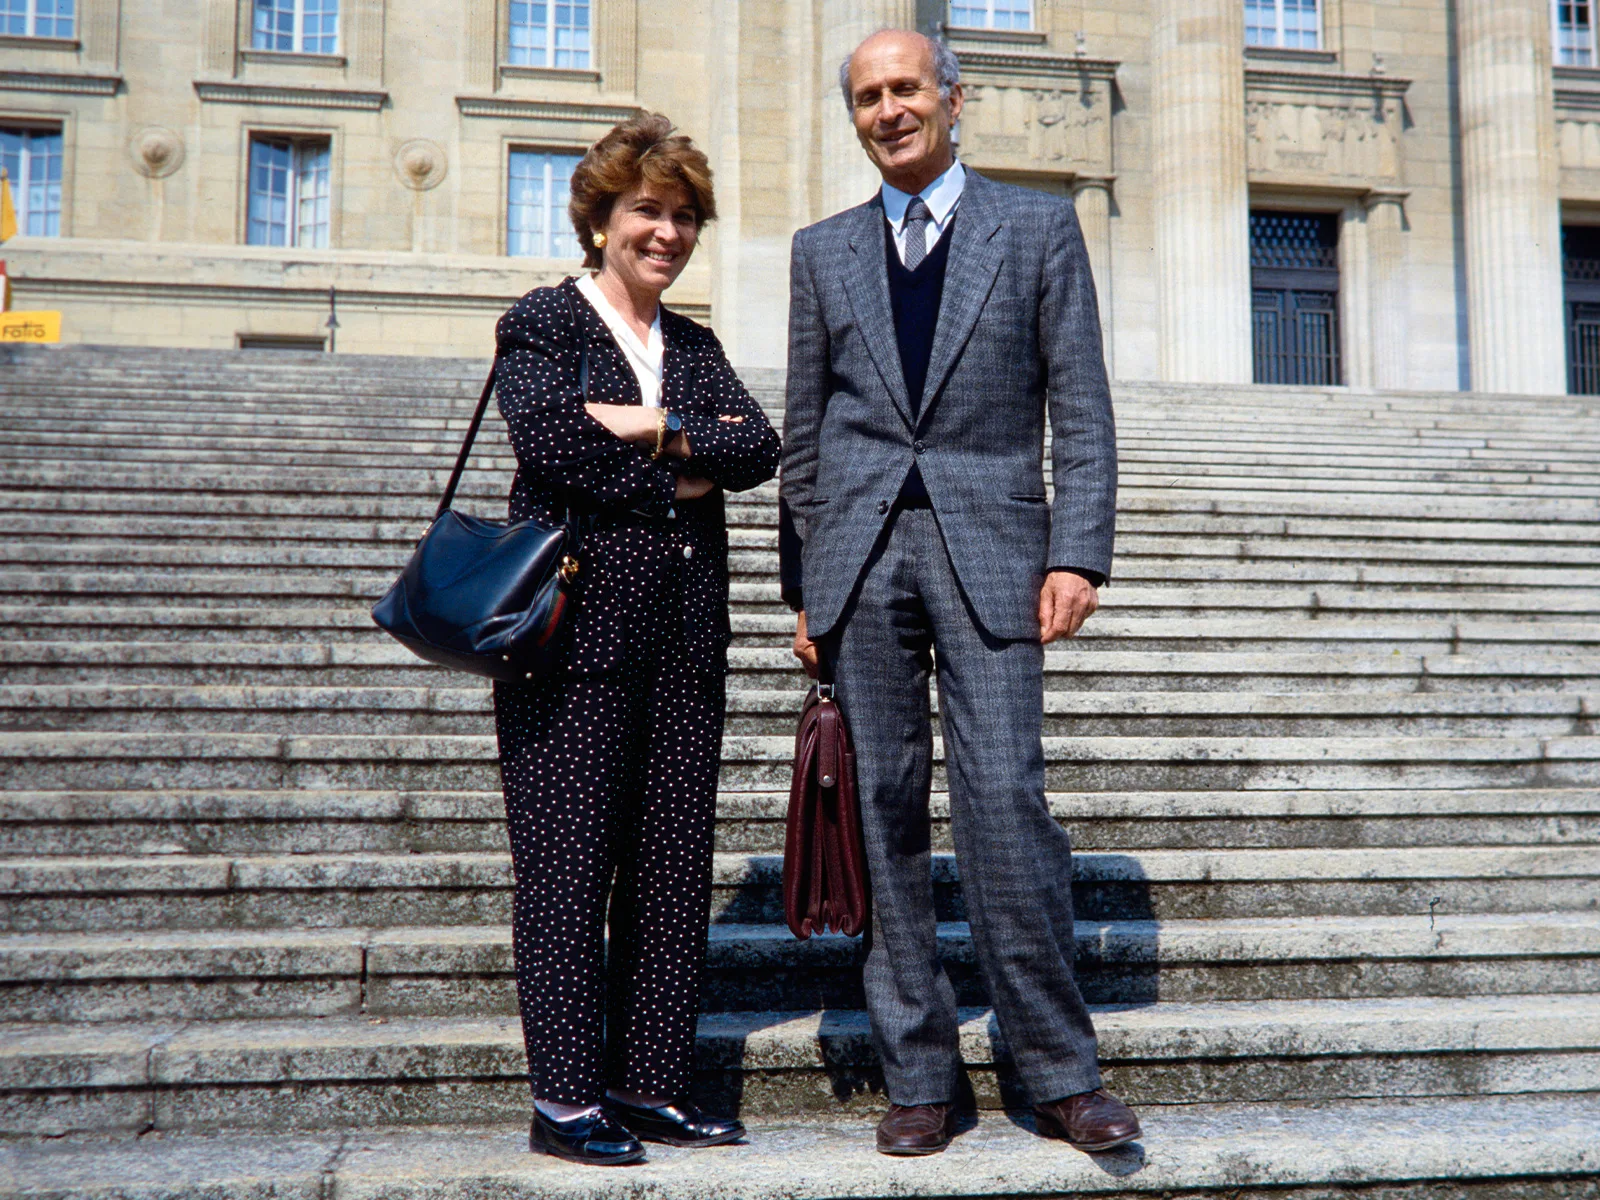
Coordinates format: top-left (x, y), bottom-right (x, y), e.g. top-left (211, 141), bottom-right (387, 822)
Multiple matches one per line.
top-left (840, 30), bottom-right (964, 195)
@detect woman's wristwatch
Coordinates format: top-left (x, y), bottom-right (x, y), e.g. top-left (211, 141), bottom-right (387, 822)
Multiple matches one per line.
top-left (652, 410), bottom-right (683, 460)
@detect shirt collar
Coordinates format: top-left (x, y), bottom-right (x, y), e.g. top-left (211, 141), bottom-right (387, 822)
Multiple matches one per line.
top-left (576, 272), bottom-right (663, 363)
top-left (881, 159), bottom-right (966, 231)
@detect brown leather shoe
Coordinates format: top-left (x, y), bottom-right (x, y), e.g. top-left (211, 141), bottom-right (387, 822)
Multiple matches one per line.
top-left (875, 1102), bottom-right (955, 1156)
top-left (1034, 1088), bottom-right (1141, 1152)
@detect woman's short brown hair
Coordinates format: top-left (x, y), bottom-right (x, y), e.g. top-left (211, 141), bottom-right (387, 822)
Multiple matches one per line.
top-left (568, 113), bottom-right (716, 270)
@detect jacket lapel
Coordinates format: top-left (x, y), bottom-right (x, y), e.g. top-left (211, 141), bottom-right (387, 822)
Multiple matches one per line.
top-left (843, 199), bottom-right (914, 428)
top-left (919, 172), bottom-right (1004, 425)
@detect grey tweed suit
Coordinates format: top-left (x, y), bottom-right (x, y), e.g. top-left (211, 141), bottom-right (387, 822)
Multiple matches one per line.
top-left (779, 168), bottom-right (1117, 1105)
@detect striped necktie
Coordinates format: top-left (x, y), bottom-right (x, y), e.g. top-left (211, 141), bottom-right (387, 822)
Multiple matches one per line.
top-left (902, 195), bottom-right (931, 270)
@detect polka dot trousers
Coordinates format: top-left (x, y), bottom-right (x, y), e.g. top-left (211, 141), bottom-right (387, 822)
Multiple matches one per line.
top-left (493, 630), bottom-right (725, 1107)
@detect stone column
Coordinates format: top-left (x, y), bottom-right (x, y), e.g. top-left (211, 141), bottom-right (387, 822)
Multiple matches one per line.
top-left (819, 0), bottom-right (915, 218)
top-left (1457, 0), bottom-right (1566, 394)
top-left (1072, 176), bottom-right (1115, 377)
top-left (1364, 190), bottom-right (1411, 391)
top-left (1150, 0), bottom-right (1253, 383)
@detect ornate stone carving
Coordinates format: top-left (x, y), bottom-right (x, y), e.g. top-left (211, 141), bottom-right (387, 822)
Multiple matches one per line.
top-left (952, 54), bottom-right (1118, 177)
top-left (1244, 70), bottom-right (1410, 186)
top-left (393, 139), bottom-right (447, 191)
top-left (1555, 82), bottom-right (1600, 197)
top-left (129, 126), bottom-right (185, 179)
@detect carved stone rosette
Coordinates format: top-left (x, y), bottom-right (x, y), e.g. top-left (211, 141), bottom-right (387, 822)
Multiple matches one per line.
top-left (129, 127), bottom-right (186, 179)
top-left (393, 139), bottom-right (448, 191)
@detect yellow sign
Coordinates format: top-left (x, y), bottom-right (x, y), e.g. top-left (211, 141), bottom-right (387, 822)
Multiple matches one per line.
top-left (0, 170), bottom-right (16, 243)
top-left (0, 311), bottom-right (62, 342)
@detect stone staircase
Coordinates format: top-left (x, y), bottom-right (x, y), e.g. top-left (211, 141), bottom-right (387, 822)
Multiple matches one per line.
top-left (1, 341), bottom-right (1597, 1198)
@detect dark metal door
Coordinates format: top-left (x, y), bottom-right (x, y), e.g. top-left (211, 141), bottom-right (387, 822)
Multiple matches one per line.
top-left (1563, 226), bottom-right (1600, 394)
top-left (1250, 211), bottom-right (1342, 386)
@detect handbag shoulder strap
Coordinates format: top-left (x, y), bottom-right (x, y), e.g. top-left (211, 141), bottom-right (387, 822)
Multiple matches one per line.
top-left (433, 283), bottom-right (591, 522)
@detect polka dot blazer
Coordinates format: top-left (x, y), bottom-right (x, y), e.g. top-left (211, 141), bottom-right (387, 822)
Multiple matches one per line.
top-left (494, 276), bottom-right (781, 676)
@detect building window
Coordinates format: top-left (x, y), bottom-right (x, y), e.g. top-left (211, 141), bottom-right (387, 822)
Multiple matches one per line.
top-left (1250, 211), bottom-right (1342, 386)
top-left (1555, 1), bottom-right (1597, 66)
top-left (507, 149), bottom-right (581, 259)
top-left (252, 0), bottom-right (339, 54)
top-left (1244, 0), bottom-right (1321, 49)
top-left (948, 0), bottom-right (1031, 30)
top-left (508, 0), bottom-right (590, 68)
top-left (247, 137), bottom-right (331, 248)
top-left (0, 127), bottom-right (63, 237)
top-left (1, 0), bottom-right (74, 38)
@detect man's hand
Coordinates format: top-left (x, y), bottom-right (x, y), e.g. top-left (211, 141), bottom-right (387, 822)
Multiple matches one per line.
top-left (793, 610), bottom-right (820, 679)
top-left (1038, 570), bottom-right (1098, 644)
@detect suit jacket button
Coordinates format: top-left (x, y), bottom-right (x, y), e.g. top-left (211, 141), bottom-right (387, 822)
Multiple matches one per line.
top-left (878, 499), bottom-right (889, 514)
top-left (683, 545), bottom-right (694, 559)
top-left (914, 440), bottom-right (926, 455)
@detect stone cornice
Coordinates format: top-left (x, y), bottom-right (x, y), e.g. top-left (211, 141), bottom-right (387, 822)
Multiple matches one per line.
top-left (1555, 75), bottom-right (1600, 113)
top-left (193, 81), bottom-right (387, 110)
top-left (952, 50), bottom-right (1118, 83)
top-left (0, 69), bottom-right (120, 95)
top-left (455, 95), bottom-right (641, 122)
top-left (1246, 68), bottom-right (1411, 101)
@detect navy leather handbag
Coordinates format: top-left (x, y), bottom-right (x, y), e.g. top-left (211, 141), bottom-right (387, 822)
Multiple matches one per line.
top-left (371, 298), bottom-right (588, 684)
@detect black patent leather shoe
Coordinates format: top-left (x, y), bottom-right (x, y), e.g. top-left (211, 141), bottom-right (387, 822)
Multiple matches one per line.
top-left (529, 1107), bottom-right (645, 1165)
top-left (603, 1096), bottom-right (745, 1148)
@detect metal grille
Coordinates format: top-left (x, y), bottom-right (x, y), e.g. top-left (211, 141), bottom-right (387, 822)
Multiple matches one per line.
top-left (1253, 288), bottom-right (1341, 386)
top-left (1250, 211), bottom-right (1342, 385)
top-left (1568, 302), bottom-right (1600, 395)
top-left (1250, 212), bottom-right (1339, 271)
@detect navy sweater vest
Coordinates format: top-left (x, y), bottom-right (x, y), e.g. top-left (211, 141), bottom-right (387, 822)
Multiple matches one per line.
top-left (887, 213), bottom-right (954, 504)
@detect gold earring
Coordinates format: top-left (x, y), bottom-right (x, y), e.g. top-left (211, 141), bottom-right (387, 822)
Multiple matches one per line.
top-left (592, 231), bottom-right (607, 248)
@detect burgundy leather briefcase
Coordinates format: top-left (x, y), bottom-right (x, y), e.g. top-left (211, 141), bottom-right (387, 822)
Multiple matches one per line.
top-left (783, 682), bottom-right (869, 939)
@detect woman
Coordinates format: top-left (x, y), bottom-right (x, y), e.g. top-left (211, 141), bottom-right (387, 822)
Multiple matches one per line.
top-left (491, 114), bottom-right (781, 1166)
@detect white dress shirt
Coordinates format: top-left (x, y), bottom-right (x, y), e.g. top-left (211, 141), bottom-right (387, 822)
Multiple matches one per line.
top-left (577, 272), bottom-right (665, 408)
top-left (880, 159), bottom-right (966, 266)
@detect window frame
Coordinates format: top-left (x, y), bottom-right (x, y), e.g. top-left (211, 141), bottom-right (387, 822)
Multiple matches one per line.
top-left (506, 0), bottom-right (592, 70)
top-left (946, 0), bottom-right (1033, 32)
top-left (245, 133), bottom-right (333, 250)
top-left (504, 145), bottom-right (584, 260)
top-left (1244, 0), bottom-right (1323, 51)
top-left (250, 0), bottom-right (340, 56)
top-left (0, 124), bottom-right (64, 238)
top-left (1554, 0), bottom-right (1599, 67)
top-left (0, 0), bottom-right (75, 39)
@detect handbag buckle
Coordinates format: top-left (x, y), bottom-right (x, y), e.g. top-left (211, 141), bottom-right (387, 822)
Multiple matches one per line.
top-left (560, 555), bottom-right (580, 583)
top-left (816, 683), bottom-right (835, 702)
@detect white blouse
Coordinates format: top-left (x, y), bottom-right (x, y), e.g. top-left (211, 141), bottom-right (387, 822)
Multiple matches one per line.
top-left (576, 272), bottom-right (665, 408)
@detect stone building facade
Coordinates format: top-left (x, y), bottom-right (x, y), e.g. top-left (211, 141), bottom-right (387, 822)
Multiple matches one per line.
top-left (1, 0), bottom-right (1596, 393)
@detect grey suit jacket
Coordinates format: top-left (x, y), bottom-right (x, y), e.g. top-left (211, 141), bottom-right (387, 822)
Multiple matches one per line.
top-left (779, 168), bottom-right (1118, 642)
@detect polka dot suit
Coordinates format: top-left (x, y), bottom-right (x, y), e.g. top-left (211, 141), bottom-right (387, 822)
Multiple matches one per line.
top-left (491, 277), bottom-right (781, 1106)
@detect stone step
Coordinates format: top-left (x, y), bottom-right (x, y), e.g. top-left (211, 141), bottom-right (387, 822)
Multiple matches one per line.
top-left (8, 504), bottom-right (1599, 555)
top-left (3, 787), bottom-right (1594, 858)
top-left (5, 729), bottom-right (1599, 795)
top-left (4, 684), bottom-right (1593, 739)
top-left (7, 609), bottom-right (1600, 659)
top-left (2, 993), bottom-right (1595, 1133)
top-left (6, 486), bottom-right (1598, 533)
top-left (1, 913), bottom-right (1592, 1023)
top-left (3, 1093), bottom-right (1596, 1200)
top-left (5, 641), bottom-right (1599, 691)
top-left (2, 846), bottom-right (1594, 933)
top-left (6, 550), bottom-right (1600, 596)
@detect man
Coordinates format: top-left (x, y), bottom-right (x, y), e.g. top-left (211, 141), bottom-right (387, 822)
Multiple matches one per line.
top-left (778, 29), bottom-right (1138, 1157)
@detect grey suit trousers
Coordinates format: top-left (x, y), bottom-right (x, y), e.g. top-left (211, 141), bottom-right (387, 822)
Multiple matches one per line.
top-left (823, 507), bottom-right (1102, 1106)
